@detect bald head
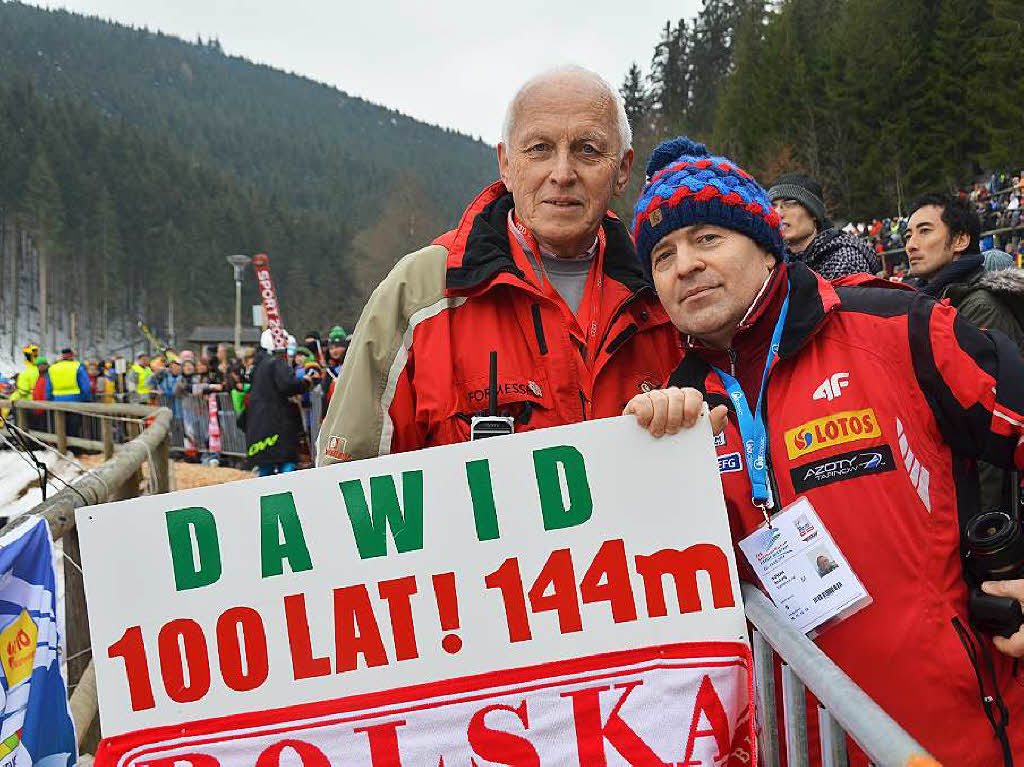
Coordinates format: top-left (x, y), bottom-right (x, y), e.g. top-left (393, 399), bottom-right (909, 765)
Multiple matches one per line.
top-left (502, 66), bottom-right (631, 159)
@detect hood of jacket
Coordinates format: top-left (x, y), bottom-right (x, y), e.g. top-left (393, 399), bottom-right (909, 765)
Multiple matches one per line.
top-left (437, 181), bottom-right (650, 297)
top-left (976, 267), bottom-right (1024, 299)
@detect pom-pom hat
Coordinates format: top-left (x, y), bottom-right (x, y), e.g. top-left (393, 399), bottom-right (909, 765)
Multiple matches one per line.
top-left (632, 137), bottom-right (786, 280)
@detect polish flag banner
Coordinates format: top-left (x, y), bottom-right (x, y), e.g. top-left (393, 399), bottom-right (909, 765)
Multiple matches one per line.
top-left (77, 416), bottom-right (755, 766)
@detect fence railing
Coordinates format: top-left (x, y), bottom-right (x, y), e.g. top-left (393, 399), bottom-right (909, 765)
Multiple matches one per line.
top-left (743, 583), bottom-right (938, 766)
top-left (0, 399), bottom-right (172, 762)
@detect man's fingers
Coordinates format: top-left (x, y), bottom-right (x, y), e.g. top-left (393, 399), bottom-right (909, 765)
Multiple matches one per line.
top-left (709, 404), bottom-right (729, 435)
top-left (623, 393), bottom-right (654, 427)
top-left (682, 388), bottom-right (703, 428)
top-left (648, 390), bottom-right (669, 437)
top-left (665, 388), bottom-right (685, 434)
top-left (992, 628), bottom-right (1024, 658)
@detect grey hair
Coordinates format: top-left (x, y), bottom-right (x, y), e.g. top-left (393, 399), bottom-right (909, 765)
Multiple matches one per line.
top-left (501, 65), bottom-right (632, 158)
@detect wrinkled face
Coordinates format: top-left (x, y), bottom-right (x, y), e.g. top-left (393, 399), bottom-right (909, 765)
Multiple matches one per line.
top-left (773, 199), bottom-right (817, 247)
top-left (651, 225), bottom-right (776, 348)
top-left (498, 74), bottom-right (632, 258)
top-left (905, 205), bottom-right (967, 279)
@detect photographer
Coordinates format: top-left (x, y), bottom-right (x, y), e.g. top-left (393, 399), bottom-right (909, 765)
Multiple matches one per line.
top-left (245, 330), bottom-right (321, 476)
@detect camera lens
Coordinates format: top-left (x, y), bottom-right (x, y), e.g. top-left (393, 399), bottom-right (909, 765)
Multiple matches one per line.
top-left (966, 511), bottom-right (1024, 582)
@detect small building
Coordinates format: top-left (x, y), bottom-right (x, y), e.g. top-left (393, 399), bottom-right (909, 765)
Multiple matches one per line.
top-left (187, 325), bottom-right (261, 355)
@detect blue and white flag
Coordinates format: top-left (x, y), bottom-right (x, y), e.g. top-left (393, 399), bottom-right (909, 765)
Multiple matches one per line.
top-left (0, 517), bottom-right (76, 766)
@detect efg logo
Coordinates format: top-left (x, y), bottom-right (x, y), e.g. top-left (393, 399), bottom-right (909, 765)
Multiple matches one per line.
top-left (784, 409), bottom-right (880, 459)
top-left (790, 445), bottom-right (896, 492)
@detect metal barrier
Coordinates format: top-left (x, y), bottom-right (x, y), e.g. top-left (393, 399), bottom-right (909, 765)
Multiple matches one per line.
top-left (743, 583), bottom-right (938, 766)
top-left (0, 399), bottom-right (172, 758)
top-left (153, 392), bottom-right (247, 458)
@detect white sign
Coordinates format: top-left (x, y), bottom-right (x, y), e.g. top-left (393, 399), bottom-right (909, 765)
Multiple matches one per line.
top-left (79, 416), bottom-right (754, 764)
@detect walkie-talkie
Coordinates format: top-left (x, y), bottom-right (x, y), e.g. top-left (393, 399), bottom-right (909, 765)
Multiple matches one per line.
top-left (470, 351), bottom-right (515, 440)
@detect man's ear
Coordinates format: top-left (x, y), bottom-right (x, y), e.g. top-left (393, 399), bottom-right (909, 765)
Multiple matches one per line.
top-left (951, 230), bottom-right (971, 256)
top-left (497, 143), bottom-right (510, 187)
top-left (613, 147), bottom-right (634, 196)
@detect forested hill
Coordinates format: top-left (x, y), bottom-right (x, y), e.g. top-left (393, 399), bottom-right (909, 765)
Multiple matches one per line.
top-left (0, 1), bottom-right (495, 354)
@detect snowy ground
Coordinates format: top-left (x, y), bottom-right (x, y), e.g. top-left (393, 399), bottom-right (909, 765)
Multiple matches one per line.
top-left (0, 448), bottom-right (85, 520)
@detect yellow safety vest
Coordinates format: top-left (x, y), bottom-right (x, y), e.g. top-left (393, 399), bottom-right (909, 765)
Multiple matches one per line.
top-left (11, 362), bottom-right (39, 401)
top-left (49, 360), bottom-right (82, 397)
top-left (131, 363), bottom-right (153, 394)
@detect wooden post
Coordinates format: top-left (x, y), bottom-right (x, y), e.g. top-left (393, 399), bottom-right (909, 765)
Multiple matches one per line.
top-left (152, 434), bottom-right (170, 494)
top-left (14, 402), bottom-right (27, 432)
top-left (63, 527), bottom-right (92, 692)
top-left (55, 410), bottom-right (67, 454)
top-left (101, 418), bottom-right (114, 460)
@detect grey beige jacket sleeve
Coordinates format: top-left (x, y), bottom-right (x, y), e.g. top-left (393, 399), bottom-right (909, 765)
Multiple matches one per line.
top-left (316, 244), bottom-right (449, 466)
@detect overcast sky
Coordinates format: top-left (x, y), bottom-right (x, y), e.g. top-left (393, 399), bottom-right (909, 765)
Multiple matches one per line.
top-left (25, 0), bottom-right (700, 145)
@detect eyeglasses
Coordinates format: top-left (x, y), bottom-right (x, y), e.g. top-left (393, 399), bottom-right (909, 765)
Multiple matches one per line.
top-left (772, 199), bottom-right (803, 211)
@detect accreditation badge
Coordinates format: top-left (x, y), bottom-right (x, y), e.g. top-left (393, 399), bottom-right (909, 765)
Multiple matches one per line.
top-left (738, 496), bottom-right (871, 637)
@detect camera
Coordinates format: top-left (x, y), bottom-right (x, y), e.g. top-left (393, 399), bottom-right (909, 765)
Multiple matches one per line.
top-left (965, 511), bottom-right (1024, 638)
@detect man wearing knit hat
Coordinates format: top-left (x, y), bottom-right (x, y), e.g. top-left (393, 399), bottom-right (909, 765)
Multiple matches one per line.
top-left (767, 173), bottom-right (878, 279)
top-left (626, 137), bottom-right (1024, 764)
top-left (317, 65), bottom-right (681, 464)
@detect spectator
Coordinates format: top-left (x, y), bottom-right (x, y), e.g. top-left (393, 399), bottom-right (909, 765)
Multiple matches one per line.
top-left (768, 174), bottom-right (879, 279)
top-left (245, 330), bottom-right (318, 476)
top-left (630, 136), bottom-right (1024, 765)
top-left (47, 348), bottom-right (91, 440)
top-left (317, 65), bottom-right (682, 464)
top-left (127, 353), bottom-right (154, 402)
top-left (11, 343), bottom-right (40, 405)
top-left (29, 357), bottom-right (49, 430)
top-left (905, 193), bottom-right (1024, 514)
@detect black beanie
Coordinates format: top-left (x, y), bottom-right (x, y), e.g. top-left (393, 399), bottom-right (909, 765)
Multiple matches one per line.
top-left (768, 174), bottom-right (828, 228)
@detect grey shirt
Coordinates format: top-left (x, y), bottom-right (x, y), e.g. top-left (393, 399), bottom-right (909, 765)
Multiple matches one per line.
top-left (538, 252), bottom-right (594, 314)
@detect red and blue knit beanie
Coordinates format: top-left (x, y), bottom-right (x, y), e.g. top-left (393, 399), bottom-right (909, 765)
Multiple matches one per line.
top-left (632, 137), bottom-right (786, 279)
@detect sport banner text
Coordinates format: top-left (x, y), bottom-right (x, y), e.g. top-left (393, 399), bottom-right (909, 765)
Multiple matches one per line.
top-left (78, 416), bottom-right (755, 765)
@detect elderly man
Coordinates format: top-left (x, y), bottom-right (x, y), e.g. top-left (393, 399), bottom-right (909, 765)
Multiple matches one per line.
top-left (317, 66), bottom-right (680, 463)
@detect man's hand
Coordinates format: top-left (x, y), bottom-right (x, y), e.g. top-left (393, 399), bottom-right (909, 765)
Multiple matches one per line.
top-left (622, 386), bottom-right (728, 438)
top-left (981, 580), bottom-right (1024, 656)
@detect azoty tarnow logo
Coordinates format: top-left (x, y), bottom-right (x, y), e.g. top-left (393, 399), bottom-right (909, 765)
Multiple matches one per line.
top-left (813, 372), bottom-right (849, 401)
top-left (790, 445), bottom-right (896, 492)
top-left (784, 408), bottom-right (881, 459)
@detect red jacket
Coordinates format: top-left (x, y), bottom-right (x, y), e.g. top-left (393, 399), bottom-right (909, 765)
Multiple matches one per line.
top-left (318, 182), bottom-right (682, 463)
top-left (668, 261), bottom-right (1024, 764)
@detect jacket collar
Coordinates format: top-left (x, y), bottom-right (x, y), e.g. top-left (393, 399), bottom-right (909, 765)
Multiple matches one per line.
top-left (921, 254), bottom-right (985, 299)
top-left (441, 181), bottom-right (650, 296)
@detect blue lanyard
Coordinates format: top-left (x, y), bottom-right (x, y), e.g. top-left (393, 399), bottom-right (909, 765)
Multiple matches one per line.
top-left (712, 292), bottom-right (790, 517)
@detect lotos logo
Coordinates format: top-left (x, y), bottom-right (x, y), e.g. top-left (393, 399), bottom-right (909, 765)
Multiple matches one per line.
top-left (784, 409), bottom-right (880, 459)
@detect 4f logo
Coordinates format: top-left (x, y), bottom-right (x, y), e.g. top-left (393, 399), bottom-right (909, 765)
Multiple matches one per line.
top-left (813, 372), bottom-right (849, 402)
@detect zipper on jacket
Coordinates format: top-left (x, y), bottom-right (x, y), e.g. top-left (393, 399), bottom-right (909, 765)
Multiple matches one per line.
top-left (595, 288), bottom-right (646, 357)
top-left (579, 389), bottom-right (587, 420)
top-left (530, 303), bottom-right (548, 356)
top-left (727, 348), bottom-right (737, 377)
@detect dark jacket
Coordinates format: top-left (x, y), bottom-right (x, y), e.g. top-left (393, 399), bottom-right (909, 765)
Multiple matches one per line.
top-left (667, 261), bottom-right (1024, 764)
top-left (792, 227), bottom-right (880, 279)
top-left (945, 265), bottom-right (1024, 349)
top-left (926, 258), bottom-right (1024, 511)
top-left (245, 349), bottom-right (306, 466)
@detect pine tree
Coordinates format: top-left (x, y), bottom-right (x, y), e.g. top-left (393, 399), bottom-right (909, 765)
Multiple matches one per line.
top-left (620, 63), bottom-right (648, 133)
